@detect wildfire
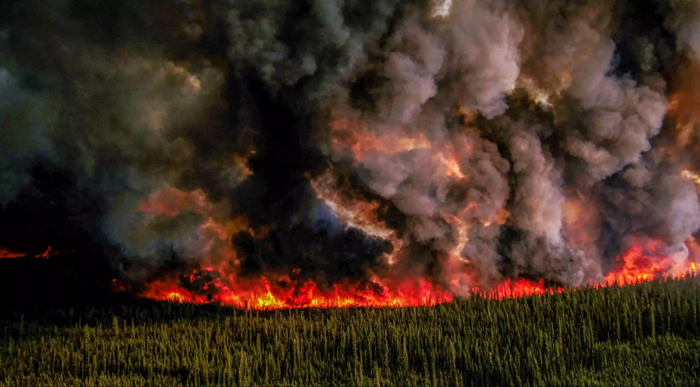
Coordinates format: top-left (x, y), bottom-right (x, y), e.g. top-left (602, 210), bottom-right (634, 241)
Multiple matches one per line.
top-left (37, 246), bottom-right (52, 259)
top-left (474, 278), bottom-right (564, 301)
top-left (126, 122), bottom-right (698, 310)
top-left (475, 238), bottom-right (697, 301)
top-left (131, 235), bottom-right (699, 309)
top-left (141, 274), bottom-right (452, 309)
top-left (0, 247), bottom-right (26, 259)
top-left (0, 246), bottom-right (55, 259)
top-left (233, 154), bottom-right (253, 181)
top-left (603, 238), bottom-right (694, 285)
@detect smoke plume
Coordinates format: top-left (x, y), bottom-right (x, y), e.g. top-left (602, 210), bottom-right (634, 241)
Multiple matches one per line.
top-left (1, 0), bottom-right (699, 296)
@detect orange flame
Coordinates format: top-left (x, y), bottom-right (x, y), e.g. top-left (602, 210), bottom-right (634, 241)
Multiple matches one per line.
top-left (473, 238), bottom-right (697, 301)
top-left (0, 247), bottom-right (26, 259)
top-left (603, 238), bottom-right (694, 286)
top-left (127, 157), bottom-right (698, 309)
top-left (0, 246), bottom-right (56, 259)
top-left (131, 235), bottom-right (699, 309)
top-left (37, 246), bottom-right (52, 259)
top-left (141, 274), bottom-right (453, 309)
top-left (473, 278), bottom-right (564, 300)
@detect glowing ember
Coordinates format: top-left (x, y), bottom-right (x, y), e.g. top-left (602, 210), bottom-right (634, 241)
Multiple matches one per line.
top-left (37, 246), bottom-right (52, 259)
top-left (0, 247), bottom-right (26, 259)
top-left (0, 246), bottom-right (56, 259)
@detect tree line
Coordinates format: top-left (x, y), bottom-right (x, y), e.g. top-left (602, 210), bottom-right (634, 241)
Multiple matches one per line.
top-left (1, 277), bottom-right (699, 386)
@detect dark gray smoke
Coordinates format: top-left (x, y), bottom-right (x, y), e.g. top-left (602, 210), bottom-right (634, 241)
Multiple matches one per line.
top-left (1, 0), bottom-right (699, 294)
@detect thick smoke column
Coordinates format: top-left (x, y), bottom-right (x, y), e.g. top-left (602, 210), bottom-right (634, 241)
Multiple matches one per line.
top-left (1, 0), bottom-right (699, 299)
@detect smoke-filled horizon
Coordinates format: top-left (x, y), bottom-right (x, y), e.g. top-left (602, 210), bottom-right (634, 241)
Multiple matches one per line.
top-left (2, 0), bottom-right (700, 297)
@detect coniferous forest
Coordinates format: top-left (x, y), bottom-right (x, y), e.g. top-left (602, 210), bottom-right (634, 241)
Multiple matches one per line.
top-left (2, 277), bottom-right (700, 387)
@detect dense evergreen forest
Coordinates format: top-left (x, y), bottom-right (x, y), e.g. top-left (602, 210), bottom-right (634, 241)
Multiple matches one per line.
top-left (2, 277), bottom-right (700, 387)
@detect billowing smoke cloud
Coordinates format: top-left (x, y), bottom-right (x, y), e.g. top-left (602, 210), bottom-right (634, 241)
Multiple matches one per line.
top-left (1, 0), bottom-right (699, 295)
top-left (666, 0), bottom-right (700, 60)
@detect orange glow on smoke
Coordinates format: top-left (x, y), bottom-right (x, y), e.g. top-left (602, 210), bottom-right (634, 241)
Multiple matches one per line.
top-left (444, 213), bottom-right (471, 264)
top-left (666, 61), bottom-right (700, 151)
top-left (436, 149), bottom-right (466, 180)
top-left (668, 92), bottom-right (699, 148)
top-left (482, 207), bottom-right (509, 228)
top-left (329, 113), bottom-right (467, 181)
top-left (682, 169), bottom-right (700, 188)
top-left (561, 197), bottom-right (600, 246)
top-left (330, 115), bottom-right (431, 159)
top-left (603, 238), bottom-right (694, 286)
top-left (138, 185), bottom-right (210, 217)
top-left (136, 184), bottom-right (255, 268)
top-left (309, 170), bottom-right (403, 265)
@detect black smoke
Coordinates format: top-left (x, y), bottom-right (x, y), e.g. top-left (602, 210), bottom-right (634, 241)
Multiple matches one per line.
top-left (1, 0), bottom-right (699, 295)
